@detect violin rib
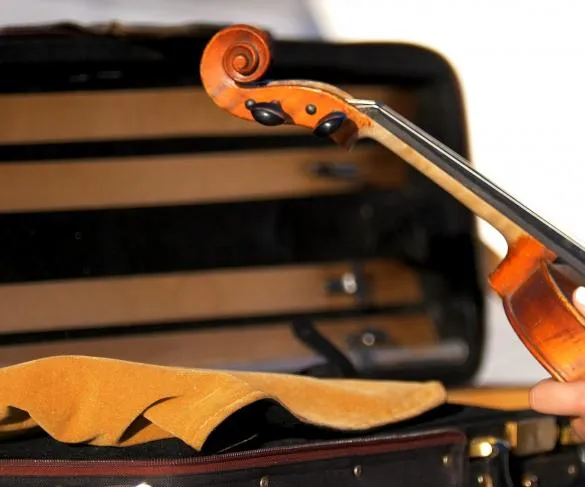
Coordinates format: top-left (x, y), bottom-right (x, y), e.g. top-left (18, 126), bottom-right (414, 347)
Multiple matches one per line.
top-left (199, 24), bottom-right (585, 382)
top-left (497, 255), bottom-right (585, 381)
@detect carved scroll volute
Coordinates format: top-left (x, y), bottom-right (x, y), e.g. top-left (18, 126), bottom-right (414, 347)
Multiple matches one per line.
top-left (199, 24), bottom-right (373, 148)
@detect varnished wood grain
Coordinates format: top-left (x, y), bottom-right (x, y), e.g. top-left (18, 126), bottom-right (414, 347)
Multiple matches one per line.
top-left (200, 27), bottom-right (379, 150)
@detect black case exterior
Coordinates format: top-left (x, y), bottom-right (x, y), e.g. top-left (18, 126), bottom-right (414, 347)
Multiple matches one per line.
top-left (0, 429), bottom-right (468, 487)
top-left (0, 403), bottom-right (583, 487)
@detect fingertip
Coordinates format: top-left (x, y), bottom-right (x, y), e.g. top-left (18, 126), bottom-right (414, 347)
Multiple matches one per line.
top-left (529, 378), bottom-right (555, 410)
top-left (529, 379), bottom-right (585, 416)
top-left (531, 378), bottom-right (554, 389)
top-left (574, 286), bottom-right (585, 309)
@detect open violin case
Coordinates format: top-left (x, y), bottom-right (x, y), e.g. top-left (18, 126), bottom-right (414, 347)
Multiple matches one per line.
top-left (0, 21), bottom-right (581, 487)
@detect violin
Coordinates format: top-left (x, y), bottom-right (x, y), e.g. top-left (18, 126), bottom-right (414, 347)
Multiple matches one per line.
top-left (199, 24), bottom-right (585, 383)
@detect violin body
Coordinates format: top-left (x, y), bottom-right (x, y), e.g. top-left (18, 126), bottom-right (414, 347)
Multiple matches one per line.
top-left (490, 237), bottom-right (585, 381)
top-left (199, 24), bottom-right (585, 383)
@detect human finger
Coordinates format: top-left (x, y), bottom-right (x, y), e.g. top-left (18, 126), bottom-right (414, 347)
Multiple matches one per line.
top-left (573, 286), bottom-right (585, 316)
top-left (530, 378), bottom-right (585, 416)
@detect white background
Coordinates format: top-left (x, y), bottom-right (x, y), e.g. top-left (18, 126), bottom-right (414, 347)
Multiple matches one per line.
top-left (2, 0), bottom-right (583, 384)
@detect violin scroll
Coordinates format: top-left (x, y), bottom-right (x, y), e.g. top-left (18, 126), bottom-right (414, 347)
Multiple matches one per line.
top-left (216, 24), bottom-right (271, 84)
top-left (199, 24), bottom-right (373, 148)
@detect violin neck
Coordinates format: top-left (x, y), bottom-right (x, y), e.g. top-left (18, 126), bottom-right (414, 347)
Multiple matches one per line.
top-left (353, 99), bottom-right (585, 275)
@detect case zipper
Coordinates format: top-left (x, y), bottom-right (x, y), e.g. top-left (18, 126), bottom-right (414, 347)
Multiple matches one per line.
top-left (0, 429), bottom-right (464, 477)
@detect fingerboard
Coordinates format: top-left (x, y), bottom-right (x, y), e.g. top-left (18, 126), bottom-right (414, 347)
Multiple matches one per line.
top-left (356, 100), bottom-right (585, 277)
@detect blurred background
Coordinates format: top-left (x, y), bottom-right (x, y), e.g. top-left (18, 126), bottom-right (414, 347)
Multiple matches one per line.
top-left (0, 0), bottom-right (583, 386)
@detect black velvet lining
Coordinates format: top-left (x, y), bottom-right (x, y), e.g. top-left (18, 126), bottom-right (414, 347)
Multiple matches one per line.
top-left (0, 189), bottom-right (426, 284)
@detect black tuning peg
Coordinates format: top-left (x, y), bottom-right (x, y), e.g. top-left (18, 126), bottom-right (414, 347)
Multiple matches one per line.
top-left (313, 111), bottom-right (347, 137)
top-left (245, 100), bottom-right (289, 126)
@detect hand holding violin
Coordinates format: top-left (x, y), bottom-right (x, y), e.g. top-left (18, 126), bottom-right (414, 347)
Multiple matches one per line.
top-left (531, 287), bottom-right (585, 438)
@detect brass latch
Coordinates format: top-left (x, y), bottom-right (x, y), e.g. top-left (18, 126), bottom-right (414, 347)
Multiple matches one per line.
top-left (559, 424), bottom-right (584, 446)
top-left (505, 416), bottom-right (558, 456)
top-left (469, 436), bottom-right (502, 459)
top-left (470, 416), bottom-right (560, 459)
top-left (469, 436), bottom-right (502, 487)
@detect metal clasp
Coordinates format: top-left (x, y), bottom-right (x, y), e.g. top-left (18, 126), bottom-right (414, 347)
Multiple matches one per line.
top-left (469, 436), bottom-right (505, 459)
top-left (505, 417), bottom-right (558, 456)
top-left (559, 424), bottom-right (585, 446)
top-left (324, 262), bottom-right (368, 303)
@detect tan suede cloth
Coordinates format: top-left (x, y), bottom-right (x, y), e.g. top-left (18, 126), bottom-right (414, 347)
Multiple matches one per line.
top-left (0, 355), bottom-right (446, 450)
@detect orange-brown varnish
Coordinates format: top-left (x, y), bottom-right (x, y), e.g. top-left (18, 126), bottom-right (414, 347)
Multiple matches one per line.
top-left (490, 236), bottom-right (585, 381)
top-left (199, 24), bottom-right (372, 149)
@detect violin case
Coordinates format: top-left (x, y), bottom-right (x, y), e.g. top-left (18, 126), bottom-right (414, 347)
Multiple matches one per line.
top-left (0, 21), bottom-right (581, 487)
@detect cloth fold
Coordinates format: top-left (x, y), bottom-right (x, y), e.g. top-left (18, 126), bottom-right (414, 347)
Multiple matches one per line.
top-left (0, 355), bottom-right (446, 450)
